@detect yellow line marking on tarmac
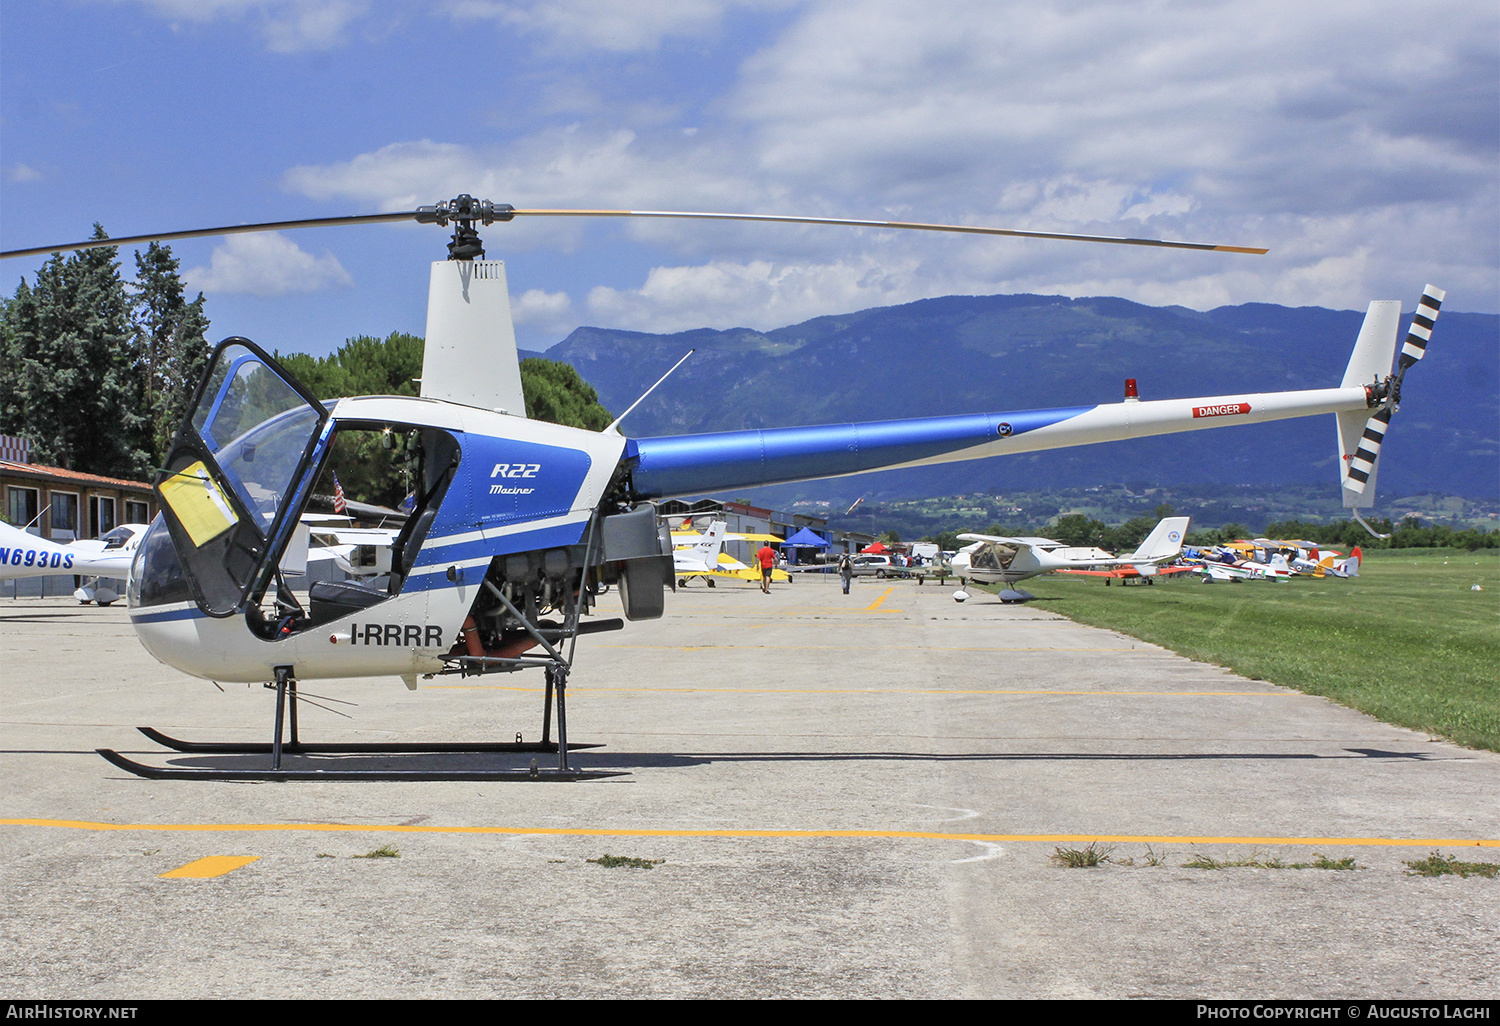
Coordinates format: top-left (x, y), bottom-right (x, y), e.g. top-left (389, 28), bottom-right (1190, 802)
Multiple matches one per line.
top-left (159, 855), bottom-right (259, 879)
top-left (864, 587), bottom-right (894, 612)
top-left (6, 819), bottom-right (1494, 850)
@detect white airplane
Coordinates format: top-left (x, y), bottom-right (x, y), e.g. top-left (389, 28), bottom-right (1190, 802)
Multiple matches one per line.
top-left (672, 520), bottom-right (729, 585)
top-left (303, 522), bottom-right (402, 580)
top-left (0, 520), bottom-right (145, 603)
top-left (951, 516), bottom-right (1190, 601)
top-left (671, 520), bottom-right (790, 586)
top-left (0, 197), bottom-right (1441, 780)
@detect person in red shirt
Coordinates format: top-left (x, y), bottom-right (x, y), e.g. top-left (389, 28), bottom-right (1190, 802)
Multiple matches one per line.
top-left (756, 543), bottom-right (777, 593)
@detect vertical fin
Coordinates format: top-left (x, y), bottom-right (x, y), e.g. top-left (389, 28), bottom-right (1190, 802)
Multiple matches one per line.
top-left (419, 260), bottom-right (527, 416)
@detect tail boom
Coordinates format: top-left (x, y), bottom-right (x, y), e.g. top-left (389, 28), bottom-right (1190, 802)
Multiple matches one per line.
top-left (629, 386), bottom-right (1374, 499)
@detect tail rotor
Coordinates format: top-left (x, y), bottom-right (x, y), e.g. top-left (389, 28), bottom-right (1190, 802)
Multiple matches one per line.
top-left (1339, 285), bottom-right (1443, 536)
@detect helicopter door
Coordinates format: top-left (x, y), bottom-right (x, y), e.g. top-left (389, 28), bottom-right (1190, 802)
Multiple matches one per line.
top-left (154, 339), bottom-right (329, 617)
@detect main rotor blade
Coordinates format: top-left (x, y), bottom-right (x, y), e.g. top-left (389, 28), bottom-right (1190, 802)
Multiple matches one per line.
top-left (511, 208), bottom-right (1269, 254)
top-left (0, 211), bottom-right (420, 260)
top-left (1, 205), bottom-right (1268, 260)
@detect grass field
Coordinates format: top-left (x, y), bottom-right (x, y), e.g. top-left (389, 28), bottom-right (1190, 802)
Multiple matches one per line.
top-left (1014, 548), bottom-right (1500, 752)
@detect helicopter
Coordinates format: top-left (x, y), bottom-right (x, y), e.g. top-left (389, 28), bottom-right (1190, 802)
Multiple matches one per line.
top-left (0, 197), bottom-right (1442, 781)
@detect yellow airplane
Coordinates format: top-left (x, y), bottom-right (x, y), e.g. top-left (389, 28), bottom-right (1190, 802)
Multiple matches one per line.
top-left (671, 520), bottom-right (791, 586)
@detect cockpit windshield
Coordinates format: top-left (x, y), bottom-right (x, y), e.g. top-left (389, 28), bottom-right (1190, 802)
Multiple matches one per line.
top-left (189, 345), bottom-right (324, 529)
top-left (151, 340), bottom-right (328, 617)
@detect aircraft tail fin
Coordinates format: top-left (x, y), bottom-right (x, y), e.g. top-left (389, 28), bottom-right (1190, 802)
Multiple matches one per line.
top-left (1339, 287), bottom-right (1444, 511)
top-left (1338, 546), bottom-right (1362, 578)
top-left (1128, 516), bottom-right (1191, 563)
top-left (688, 521), bottom-right (728, 565)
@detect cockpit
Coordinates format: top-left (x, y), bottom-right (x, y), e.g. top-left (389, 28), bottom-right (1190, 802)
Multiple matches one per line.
top-left (131, 339), bottom-right (461, 639)
top-left (967, 542), bottom-right (1018, 571)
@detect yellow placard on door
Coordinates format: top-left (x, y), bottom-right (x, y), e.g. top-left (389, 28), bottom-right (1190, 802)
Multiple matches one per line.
top-left (159, 461), bottom-right (239, 547)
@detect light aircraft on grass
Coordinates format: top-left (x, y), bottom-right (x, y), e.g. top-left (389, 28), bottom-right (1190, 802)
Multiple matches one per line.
top-left (0, 197), bottom-right (1440, 781)
top-left (1053, 562), bottom-right (1198, 585)
top-left (1184, 544), bottom-right (1360, 582)
top-left (951, 516), bottom-right (1190, 601)
top-left (1192, 552), bottom-right (1296, 582)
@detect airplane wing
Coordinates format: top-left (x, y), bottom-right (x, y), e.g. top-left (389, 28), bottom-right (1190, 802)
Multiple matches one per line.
top-left (956, 533), bottom-right (1063, 546)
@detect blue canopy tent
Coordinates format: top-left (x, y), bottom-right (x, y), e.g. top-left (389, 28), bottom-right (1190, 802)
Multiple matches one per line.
top-left (781, 526), bottom-right (830, 565)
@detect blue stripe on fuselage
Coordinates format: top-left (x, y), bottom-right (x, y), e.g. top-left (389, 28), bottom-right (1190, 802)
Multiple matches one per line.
top-left (128, 606), bottom-right (204, 624)
top-left (407, 521), bottom-right (590, 578)
top-left (629, 406), bottom-right (1094, 498)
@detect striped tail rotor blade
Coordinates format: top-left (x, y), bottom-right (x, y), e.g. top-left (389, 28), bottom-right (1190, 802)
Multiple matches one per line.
top-left (1397, 284), bottom-right (1444, 372)
top-left (1344, 407), bottom-right (1393, 494)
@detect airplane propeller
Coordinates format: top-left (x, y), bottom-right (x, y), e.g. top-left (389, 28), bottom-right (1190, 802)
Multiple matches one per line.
top-left (1344, 284), bottom-right (1444, 496)
top-left (0, 194), bottom-right (1269, 262)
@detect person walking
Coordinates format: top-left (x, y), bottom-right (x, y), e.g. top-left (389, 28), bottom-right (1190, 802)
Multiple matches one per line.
top-left (756, 542), bottom-right (777, 594)
top-left (838, 553), bottom-right (852, 595)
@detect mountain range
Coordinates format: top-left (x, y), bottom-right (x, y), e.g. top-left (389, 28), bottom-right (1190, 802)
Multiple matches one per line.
top-left (528, 292), bottom-right (1499, 505)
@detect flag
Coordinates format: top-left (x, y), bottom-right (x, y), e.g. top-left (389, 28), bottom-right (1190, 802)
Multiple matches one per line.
top-left (333, 473), bottom-right (347, 514)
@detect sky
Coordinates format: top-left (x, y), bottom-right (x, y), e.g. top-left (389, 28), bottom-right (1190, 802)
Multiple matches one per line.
top-left (1, 0), bottom-right (1496, 357)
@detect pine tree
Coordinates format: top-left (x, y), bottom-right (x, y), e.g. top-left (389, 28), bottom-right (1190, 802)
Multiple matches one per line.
top-left (133, 242), bottom-right (210, 461)
top-left (0, 227), bottom-right (150, 477)
top-left (520, 357), bottom-right (612, 430)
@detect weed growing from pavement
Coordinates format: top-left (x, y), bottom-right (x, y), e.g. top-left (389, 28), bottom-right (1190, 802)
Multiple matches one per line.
top-left (353, 844), bottom-right (400, 858)
top-left (1403, 851), bottom-right (1499, 878)
top-left (588, 854), bottom-right (664, 869)
top-left (1183, 851), bottom-right (1358, 870)
top-left (1049, 842), bottom-right (1115, 867)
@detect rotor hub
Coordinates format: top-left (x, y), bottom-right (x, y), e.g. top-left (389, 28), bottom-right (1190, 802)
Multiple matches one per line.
top-left (415, 195), bottom-right (516, 261)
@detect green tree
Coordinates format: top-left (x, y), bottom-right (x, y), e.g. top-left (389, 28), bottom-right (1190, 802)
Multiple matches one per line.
top-left (133, 242), bottom-right (210, 461)
top-left (272, 338), bottom-right (613, 508)
top-left (521, 357), bottom-right (612, 430)
top-left (0, 227), bottom-right (150, 477)
top-left (1104, 516), bottom-right (1157, 552)
top-left (1052, 513), bottom-right (1107, 547)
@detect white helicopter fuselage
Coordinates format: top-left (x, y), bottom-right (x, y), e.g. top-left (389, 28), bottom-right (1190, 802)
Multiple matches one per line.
top-left (129, 391), bottom-right (627, 683)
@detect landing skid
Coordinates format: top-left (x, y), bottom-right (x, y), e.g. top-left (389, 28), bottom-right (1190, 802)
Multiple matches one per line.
top-left (95, 747), bottom-right (619, 782)
top-left (98, 662), bottom-right (619, 782)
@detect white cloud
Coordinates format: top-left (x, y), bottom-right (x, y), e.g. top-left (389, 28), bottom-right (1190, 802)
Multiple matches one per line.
top-left (584, 255), bottom-right (927, 333)
top-left (185, 233), bottom-right (354, 296)
top-left (511, 288), bottom-right (576, 339)
top-left (445, 0), bottom-right (793, 53)
top-left (273, 0), bottom-right (1497, 327)
top-left (6, 164), bottom-right (43, 183)
top-left (128, 0), bottom-right (369, 52)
